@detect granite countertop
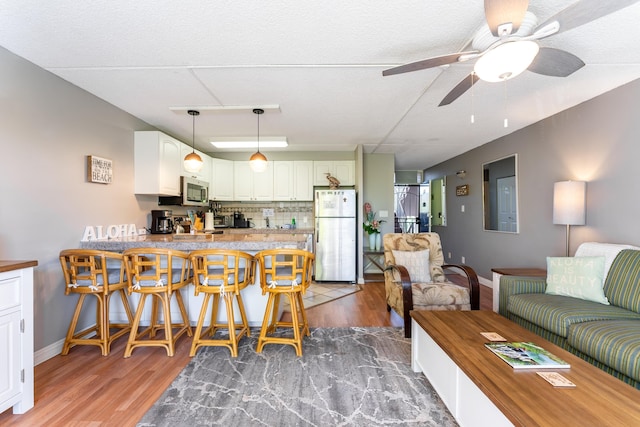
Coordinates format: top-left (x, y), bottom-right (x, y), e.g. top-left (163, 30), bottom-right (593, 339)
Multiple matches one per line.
top-left (0, 260), bottom-right (38, 273)
top-left (80, 232), bottom-right (312, 252)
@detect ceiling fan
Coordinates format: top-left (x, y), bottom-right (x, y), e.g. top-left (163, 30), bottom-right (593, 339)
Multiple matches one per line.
top-left (383, 0), bottom-right (640, 106)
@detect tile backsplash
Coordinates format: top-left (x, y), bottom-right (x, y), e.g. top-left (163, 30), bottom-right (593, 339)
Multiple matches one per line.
top-left (218, 201), bottom-right (314, 229)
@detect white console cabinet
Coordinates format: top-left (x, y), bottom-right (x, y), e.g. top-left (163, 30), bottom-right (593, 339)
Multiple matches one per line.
top-left (0, 261), bottom-right (36, 415)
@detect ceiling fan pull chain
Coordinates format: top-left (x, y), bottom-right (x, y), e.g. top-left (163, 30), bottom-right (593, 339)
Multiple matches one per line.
top-left (470, 72), bottom-right (475, 124)
top-left (503, 78), bottom-right (509, 128)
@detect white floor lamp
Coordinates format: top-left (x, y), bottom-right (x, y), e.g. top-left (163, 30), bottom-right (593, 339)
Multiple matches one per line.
top-left (553, 181), bottom-right (586, 257)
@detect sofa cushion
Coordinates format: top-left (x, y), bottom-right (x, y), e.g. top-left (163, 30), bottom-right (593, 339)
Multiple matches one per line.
top-left (603, 249), bottom-right (640, 313)
top-left (546, 256), bottom-right (608, 304)
top-left (507, 293), bottom-right (640, 338)
top-left (568, 320), bottom-right (640, 383)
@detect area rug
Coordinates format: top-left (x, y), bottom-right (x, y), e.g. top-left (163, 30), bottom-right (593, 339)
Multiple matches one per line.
top-left (137, 327), bottom-right (457, 427)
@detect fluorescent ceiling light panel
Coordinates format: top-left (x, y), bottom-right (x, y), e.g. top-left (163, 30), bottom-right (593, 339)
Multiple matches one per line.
top-left (211, 137), bottom-right (288, 149)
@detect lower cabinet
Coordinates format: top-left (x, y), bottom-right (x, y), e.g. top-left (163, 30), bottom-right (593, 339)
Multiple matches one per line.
top-left (0, 264), bottom-right (35, 415)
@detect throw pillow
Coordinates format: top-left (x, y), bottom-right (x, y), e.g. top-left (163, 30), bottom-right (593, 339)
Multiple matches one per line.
top-left (391, 249), bottom-right (431, 283)
top-left (545, 256), bottom-right (609, 305)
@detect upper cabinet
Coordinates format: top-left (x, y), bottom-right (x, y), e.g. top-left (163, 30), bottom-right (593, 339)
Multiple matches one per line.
top-left (134, 131), bottom-right (182, 196)
top-left (273, 161), bottom-right (314, 201)
top-left (180, 143), bottom-right (211, 182)
top-left (313, 160), bottom-right (355, 186)
top-left (233, 161), bottom-right (274, 201)
top-left (211, 158), bottom-right (234, 200)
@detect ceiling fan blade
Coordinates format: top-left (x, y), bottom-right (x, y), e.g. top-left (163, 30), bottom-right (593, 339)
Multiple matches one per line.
top-left (528, 47), bottom-right (585, 77)
top-left (438, 73), bottom-right (480, 107)
top-left (484, 0), bottom-right (529, 36)
top-left (537, 0), bottom-right (640, 36)
top-left (382, 51), bottom-right (478, 77)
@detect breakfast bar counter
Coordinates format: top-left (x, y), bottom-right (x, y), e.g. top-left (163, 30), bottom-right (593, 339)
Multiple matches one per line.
top-left (79, 231), bottom-right (314, 327)
top-left (80, 229), bottom-right (313, 252)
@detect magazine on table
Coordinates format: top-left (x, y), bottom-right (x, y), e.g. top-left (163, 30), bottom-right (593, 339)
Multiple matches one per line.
top-left (485, 342), bottom-right (571, 369)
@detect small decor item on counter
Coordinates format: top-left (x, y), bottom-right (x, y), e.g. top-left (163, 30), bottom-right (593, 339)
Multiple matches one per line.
top-left (369, 233), bottom-right (376, 251)
top-left (363, 202), bottom-right (385, 235)
top-left (375, 233), bottom-right (382, 251)
top-left (325, 173), bottom-right (340, 189)
top-left (291, 217), bottom-right (296, 229)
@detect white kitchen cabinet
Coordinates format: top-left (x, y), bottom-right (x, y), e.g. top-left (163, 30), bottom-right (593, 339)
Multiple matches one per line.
top-left (211, 158), bottom-right (234, 200)
top-left (274, 161), bottom-right (313, 201)
top-left (134, 131), bottom-right (182, 196)
top-left (313, 160), bottom-right (355, 186)
top-left (180, 143), bottom-right (211, 182)
top-left (0, 262), bottom-right (35, 415)
top-left (233, 161), bottom-right (274, 201)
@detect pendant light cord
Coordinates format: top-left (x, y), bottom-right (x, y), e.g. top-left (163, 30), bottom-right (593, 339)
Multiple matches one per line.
top-left (253, 108), bottom-right (264, 153)
top-left (188, 110), bottom-right (200, 153)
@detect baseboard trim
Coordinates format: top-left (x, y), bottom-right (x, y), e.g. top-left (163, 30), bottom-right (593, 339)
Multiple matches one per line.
top-left (479, 275), bottom-right (492, 288)
top-left (35, 339), bottom-right (65, 366)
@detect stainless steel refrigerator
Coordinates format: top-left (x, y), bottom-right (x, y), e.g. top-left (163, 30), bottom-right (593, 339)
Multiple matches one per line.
top-left (314, 189), bottom-right (356, 282)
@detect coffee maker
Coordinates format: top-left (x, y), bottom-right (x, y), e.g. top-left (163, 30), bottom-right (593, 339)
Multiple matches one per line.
top-left (151, 210), bottom-right (173, 234)
top-left (233, 211), bottom-right (247, 228)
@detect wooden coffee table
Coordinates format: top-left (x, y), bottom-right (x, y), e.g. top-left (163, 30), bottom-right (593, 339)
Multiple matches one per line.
top-left (411, 310), bottom-right (640, 426)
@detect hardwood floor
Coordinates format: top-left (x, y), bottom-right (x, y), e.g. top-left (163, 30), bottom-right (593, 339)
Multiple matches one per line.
top-left (0, 279), bottom-right (492, 426)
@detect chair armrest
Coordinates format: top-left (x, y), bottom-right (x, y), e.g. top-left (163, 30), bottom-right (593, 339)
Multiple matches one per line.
top-left (498, 276), bottom-right (546, 316)
top-left (384, 264), bottom-right (414, 335)
top-left (442, 264), bottom-right (480, 310)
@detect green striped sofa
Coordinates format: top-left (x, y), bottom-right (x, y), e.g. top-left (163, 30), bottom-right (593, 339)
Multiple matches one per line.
top-left (499, 248), bottom-right (640, 388)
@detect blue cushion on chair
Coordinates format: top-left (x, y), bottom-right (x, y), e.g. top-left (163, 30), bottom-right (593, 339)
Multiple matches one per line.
top-left (74, 269), bottom-right (125, 288)
top-left (265, 267), bottom-right (303, 287)
top-left (135, 268), bottom-right (186, 287)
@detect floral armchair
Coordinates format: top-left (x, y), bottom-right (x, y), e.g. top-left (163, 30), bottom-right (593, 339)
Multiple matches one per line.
top-left (383, 233), bottom-right (480, 338)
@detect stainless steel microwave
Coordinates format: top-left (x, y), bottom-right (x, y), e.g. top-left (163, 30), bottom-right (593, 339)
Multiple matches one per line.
top-left (181, 176), bottom-right (209, 206)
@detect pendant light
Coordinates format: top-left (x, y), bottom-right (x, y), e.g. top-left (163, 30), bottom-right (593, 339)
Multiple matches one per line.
top-left (249, 108), bottom-right (267, 172)
top-left (183, 109), bottom-right (203, 173)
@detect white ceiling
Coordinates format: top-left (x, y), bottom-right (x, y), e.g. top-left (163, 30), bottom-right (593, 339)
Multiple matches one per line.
top-left (1, 0), bottom-right (639, 170)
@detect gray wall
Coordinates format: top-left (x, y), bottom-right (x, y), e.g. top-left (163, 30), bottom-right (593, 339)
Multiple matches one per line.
top-left (424, 78), bottom-right (640, 280)
top-left (363, 153), bottom-right (395, 238)
top-left (0, 47), bottom-right (158, 352)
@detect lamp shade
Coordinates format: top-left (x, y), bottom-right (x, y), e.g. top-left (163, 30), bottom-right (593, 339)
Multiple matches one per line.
top-left (184, 152), bottom-right (203, 173)
top-left (249, 151), bottom-right (268, 173)
top-left (553, 181), bottom-right (586, 225)
top-left (184, 109), bottom-right (203, 172)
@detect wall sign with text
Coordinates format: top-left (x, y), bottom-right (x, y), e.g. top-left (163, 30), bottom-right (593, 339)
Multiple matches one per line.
top-left (87, 155), bottom-right (113, 184)
top-left (456, 184), bottom-right (469, 196)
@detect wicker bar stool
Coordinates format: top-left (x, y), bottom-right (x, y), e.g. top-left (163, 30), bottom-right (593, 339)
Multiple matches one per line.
top-left (254, 248), bottom-right (314, 356)
top-left (189, 249), bottom-right (256, 357)
top-left (59, 249), bottom-right (134, 356)
top-left (122, 248), bottom-right (192, 357)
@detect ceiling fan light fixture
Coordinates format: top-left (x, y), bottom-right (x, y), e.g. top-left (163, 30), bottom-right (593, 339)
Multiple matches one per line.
top-left (474, 41), bottom-right (539, 83)
top-left (184, 110), bottom-right (203, 173)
